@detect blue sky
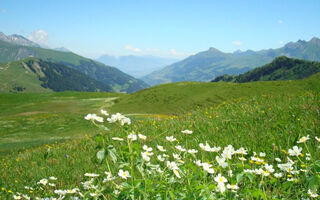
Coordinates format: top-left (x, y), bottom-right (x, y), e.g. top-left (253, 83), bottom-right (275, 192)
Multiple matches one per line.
top-left (0, 0), bottom-right (319, 59)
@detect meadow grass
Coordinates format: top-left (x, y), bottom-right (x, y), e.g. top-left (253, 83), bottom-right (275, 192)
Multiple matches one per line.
top-left (0, 91), bottom-right (319, 199)
top-left (111, 73), bottom-right (320, 114)
top-left (0, 92), bottom-right (124, 154)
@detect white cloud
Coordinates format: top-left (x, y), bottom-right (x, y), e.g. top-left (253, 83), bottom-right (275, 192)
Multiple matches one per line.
top-left (28, 30), bottom-right (49, 46)
top-left (1, 9), bottom-right (7, 13)
top-left (278, 20), bottom-right (283, 24)
top-left (125, 45), bottom-right (142, 53)
top-left (279, 40), bottom-right (284, 44)
top-left (232, 41), bottom-right (242, 46)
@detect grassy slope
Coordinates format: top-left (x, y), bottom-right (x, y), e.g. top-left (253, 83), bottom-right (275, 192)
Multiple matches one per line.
top-left (0, 60), bottom-right (52, 93)
top-left (0, 90), bottom-right (319, 198)
top-left (111, 72), bottom-right (320, 114)
top-left (0, 58), bottom-right (114, 93)
top-left (0, 92), bottom-right (124, 154)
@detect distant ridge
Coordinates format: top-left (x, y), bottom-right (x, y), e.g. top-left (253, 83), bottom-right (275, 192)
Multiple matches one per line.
top-left (212, 56), bottom-right (320, 83)
top-left (142, 37), bottom-right (320, 85)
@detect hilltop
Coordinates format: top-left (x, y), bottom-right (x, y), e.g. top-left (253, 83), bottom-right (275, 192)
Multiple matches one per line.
top-left (212, 56), bottom-right (320, 82)
top-left (142, 37), bottom-right (320, 85)
top-left (0, 57), bottom-right (114, 92)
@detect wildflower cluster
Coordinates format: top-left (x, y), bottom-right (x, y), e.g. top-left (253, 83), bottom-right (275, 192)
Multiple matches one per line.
top-left (7, 109), bottom-right (320, 199)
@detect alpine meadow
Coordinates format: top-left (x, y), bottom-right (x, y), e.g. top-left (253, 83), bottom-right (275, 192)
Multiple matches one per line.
top-left (1, 1), bottom-right (320, 199)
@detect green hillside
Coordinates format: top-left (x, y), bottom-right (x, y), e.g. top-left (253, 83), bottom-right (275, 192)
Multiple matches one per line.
top-left (0, 40), bottom-right (148, 92)
top-left (142, 37), bottom-right (320, 85)
top-left (111, 72), bottom-right (320, 114)
top-left (0, 58), bottom-right (114, 92)
top-left (212, 56), bottom-right (320, 83)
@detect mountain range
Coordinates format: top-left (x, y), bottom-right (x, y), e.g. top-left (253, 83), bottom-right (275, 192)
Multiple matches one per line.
top-left (0, 32), bottom-right (148, 93)
top-left (142, 37), bottom-right (320, 85)
top-left (97, 54), bottom-right (178, 78)
top-left (212, 56), bottom-right (320, 83)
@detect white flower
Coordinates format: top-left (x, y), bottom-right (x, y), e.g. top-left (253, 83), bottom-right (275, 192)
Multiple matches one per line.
top-left (254, 168), bottom-right (264, 175)
top-left (100, 109), bottom-right (109, 116)
top-left (228, 170), bottom-right (233, 177)
top-left (288, 146), bottom-right (302, 156)
top-left (259, 152), bottom-right (266, 157)
top-left (22, 195), bottom-right (30, 200)
top-left (181, 129), bottom-right (193, 134)
top-left (235, 147), bottom-right (247, 155)
top-left (239, 157), bottom-right (247, 161)
top-left (221, 145), bottom-right (235, 160)
top-left (107, 113), bottom-right (130, 125)
top-left (262, 171), bottom-right (270, 176)
top-left (306, 157), bottom-right (311, 161)
top-left (143, 145), bottom-right (153, 152)
top-left (141, 152), bottom-right (151, 161)
top-left (202, 162), bottom-right (215, 174)
top-left (127, 133), bottom-right (137, 141)
top-left (216, 156), bottom-right (228, 168)
top-left (275, 158), bottom-right (282, 162)
top-left (216, 183), bottom-right (226, 193)
top-left (118, 169), bottom-right (131, 179)
top-left (187, 149), bottom-right (198, 154)
top-left (37, 178), bottom-right (48, 185)
top-left (173, 169), bottom-right (181, 178)
top-left (103, 172), bottom-right (114, 182)
top-left (112, 137), bottom-right (124, 141)
top-left (199, 142), bottom-right (211, 152)
top-left (157, 145), bottom-right (166, 152)
top-left (138, 134), bottom-right (147, 140)
top-left (278, 162), bottom-right (294, 173)
top-left (194, 160), bottom-right (202, 167)
top-left (166, 161), bottom-right (179, 170)
top-left (95, 116), bottom-right (104, 123)
top-left (297, 135), bottom-right (310, 143)
top-left (49, 183), bottom-right (56, 187)
top-left (84, 173), bottom-right (99, 177)
top-left (166, 136), bottom-right (176, 142)
top-left (157, 155), bottom-right (165, 162)
top-left (90, 193), bottom-right (100, 197)
top-left (308, 189), bottom-right (319, 198)
top-left (175, 145), bottom-right (186, 152)
top-left (84, 113), bottom-right (96, 120)
top-left (274, 173), bottom-right (283, 178)
top-left (54, 189), bottom-right (67, 195)
top-left (264, 164), bottom-right (275, 173)
top-left (227, 184), bottom-right (239, 190)
top-left (214, 174), bottom-right (228, 184)
top-left (13, 195), bottom-right (21, 200)
top-left (315, 136), bottom-right (320, 142)
top-left (49, 176), bottom-right (57, 180)
top-left (120, 117), bottom-right (131, 126)
top-left (172, 153), bottom-right (181, 160)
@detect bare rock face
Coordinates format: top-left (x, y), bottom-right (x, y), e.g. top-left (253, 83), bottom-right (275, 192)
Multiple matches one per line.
top-left (0, 32), bottom-right (40, 47)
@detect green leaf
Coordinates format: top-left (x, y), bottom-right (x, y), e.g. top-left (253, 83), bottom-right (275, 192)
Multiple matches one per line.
top-left (308, 175), bottom-right (320, 190)
top-left (96, 149), bottom-right (105, 162)
top-left (96, 124), bottom-right (109, 131)
top-left (109, 148), bottom-right (118, 163)
top-left (236, 173), bottom-right (244, 183)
